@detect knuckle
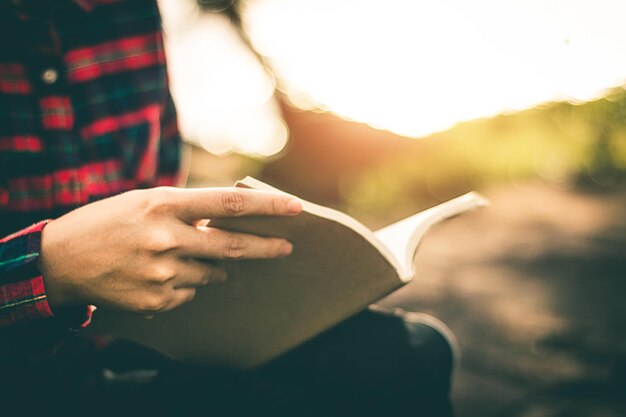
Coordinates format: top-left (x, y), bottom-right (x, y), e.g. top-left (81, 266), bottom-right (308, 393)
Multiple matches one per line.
top-left (145, 229), bottom-right (179, 253)
top-left (271, 196), bottom-right (281, 215)
top-left (272, 239), bottom-right (287, 255)
top-left (221, 189), bottom-right (247, 215)
top-left (200, 269), bottom-right (211, 285)
top-left (140, 293), bottom-right (170, 314)
top-left (204, 268), bottom-right (218, 284)
top-left (143, 187), bottom-right (175, 216)
top-left (224, 236), bottom-right (245, 259)
top-left (149, 263), bottom-right (176, 283)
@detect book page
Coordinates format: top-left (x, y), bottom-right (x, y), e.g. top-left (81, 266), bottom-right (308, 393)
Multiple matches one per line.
top-left (374, 192), bottom-right (489, 277)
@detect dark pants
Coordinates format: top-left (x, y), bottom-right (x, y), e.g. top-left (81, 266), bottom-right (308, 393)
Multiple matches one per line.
top-left (3, 309), bottom-right (454, 417)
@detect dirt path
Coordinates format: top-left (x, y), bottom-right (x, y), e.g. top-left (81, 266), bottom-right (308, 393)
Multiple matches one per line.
top-left (378, 182), bottom-right (626, 417)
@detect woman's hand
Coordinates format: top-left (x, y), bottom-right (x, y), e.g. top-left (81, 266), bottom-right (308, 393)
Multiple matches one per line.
top-left (37, 186), bottom-right (302, 315)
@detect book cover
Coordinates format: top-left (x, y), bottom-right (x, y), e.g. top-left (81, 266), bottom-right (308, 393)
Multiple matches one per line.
top-left (88, 177), bottom-right (488, 368)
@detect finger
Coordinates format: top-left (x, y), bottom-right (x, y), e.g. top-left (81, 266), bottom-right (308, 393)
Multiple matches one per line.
top-left (171, 187), bottom-right (302, 223)
top-left (174, 225), bottom-right (293, 260)
top-left (162, 288), bottom-right (196, 312)
top-left (171, 259), bottom-right (227, 288)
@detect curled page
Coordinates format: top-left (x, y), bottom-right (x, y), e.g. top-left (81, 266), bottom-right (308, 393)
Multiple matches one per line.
top-left (374, 192), bottom-right (489, 279)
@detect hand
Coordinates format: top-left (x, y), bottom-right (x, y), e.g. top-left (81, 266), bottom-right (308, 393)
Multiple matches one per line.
top-left (37, 187), bottom-right (302, 315)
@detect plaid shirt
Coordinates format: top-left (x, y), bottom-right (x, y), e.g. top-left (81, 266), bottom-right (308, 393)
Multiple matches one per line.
top-left (0, 0), bottom-right (181, 351)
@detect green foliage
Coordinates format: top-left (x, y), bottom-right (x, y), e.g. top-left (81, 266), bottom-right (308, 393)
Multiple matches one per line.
top-left (343, 87), bottom-right (626, 220)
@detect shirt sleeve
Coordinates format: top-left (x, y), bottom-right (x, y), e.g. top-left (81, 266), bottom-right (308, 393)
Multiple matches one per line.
top-left (0, 221), bottom-right (54, 327)
top-left (0, 221), bottom-right (94, 358)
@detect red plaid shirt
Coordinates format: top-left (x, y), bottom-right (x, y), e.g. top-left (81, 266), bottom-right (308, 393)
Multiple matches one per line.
top-left (0, 0), bottom-right (181, 353)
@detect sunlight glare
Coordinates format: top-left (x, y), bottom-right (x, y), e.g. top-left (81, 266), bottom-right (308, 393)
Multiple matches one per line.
top-left (159, 0), bottom-right (288, 156)
top-left (243, 0), bottom-right (626, 138)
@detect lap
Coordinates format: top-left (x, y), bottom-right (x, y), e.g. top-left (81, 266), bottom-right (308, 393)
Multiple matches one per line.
top-left (2, 308), bottom-right (454, 417)
top-left (255, 308), bottom-right (454, 416)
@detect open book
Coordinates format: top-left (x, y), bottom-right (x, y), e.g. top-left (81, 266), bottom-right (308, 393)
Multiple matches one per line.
top-left (89, 177), bottom-right (488, 369)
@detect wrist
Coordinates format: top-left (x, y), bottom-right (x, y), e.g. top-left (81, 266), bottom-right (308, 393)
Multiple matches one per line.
top-left (37, 219), bottom-right (76, 310)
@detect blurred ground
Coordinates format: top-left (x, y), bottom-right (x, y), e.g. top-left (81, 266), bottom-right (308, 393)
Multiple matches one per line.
top-left (190, 144), bottom-right (626, 414)
top-left (187, 82), bottom-right (626, 414)
top-left (378, 182), bottom-right (626, 417)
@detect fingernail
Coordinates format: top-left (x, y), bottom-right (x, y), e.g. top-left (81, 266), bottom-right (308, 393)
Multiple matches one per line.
top-left (287, 199), bottom-right (302, 214)
top-left (280, 241), bottom-right (293, 255)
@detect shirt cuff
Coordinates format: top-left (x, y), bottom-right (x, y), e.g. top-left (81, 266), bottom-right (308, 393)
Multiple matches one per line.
top-left (0, 221), bottom-right (93, 329)
top-left (0, 221), bottom-right (52, 326)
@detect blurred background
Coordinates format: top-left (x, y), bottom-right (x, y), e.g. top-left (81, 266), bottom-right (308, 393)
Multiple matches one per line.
top-left (159, 0), bottom-right (626, 415)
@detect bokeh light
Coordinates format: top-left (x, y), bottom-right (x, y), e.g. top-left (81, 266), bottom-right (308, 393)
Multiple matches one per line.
top-left (243, 0), bottom-right (626, 138)
top-left (159, 0), bottom-right (288, 157)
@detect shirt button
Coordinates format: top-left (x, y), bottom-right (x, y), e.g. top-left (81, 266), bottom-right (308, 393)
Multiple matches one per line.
top-left (41, 68), bottom-right (59, 85)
